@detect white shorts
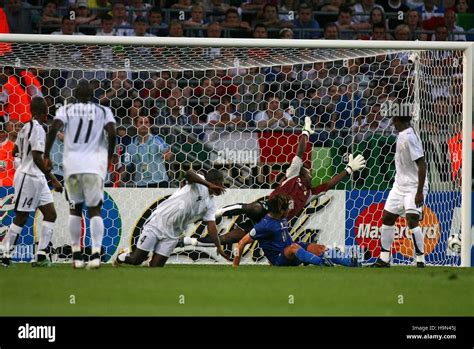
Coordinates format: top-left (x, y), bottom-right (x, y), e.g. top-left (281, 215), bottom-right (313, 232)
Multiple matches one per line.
top-left (65, 174), bottom-right (104, 208)
top-left (385, 186), bottom-right (427, 218)
top-left (14, 173), bottom-right (53, 212)
top-left (136, 226), bottom-right (178, 258)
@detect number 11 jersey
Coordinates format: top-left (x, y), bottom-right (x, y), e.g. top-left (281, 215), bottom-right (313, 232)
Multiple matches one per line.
top-left (55, 102), bottom-right (115, 179)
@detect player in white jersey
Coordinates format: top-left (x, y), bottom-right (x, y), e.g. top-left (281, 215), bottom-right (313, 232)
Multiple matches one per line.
top-left (370, 115), bottom-right (428, 268)
top-left (44, 80), bottom-right (116, 269)
top-left (0, 97), bottom-right (63, 267)
top-left (114, 169), bottom-right (231, 267)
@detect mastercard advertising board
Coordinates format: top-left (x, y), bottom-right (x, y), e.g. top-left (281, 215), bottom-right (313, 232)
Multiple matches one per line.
top-left (346, 190), bottom-right (467, 266)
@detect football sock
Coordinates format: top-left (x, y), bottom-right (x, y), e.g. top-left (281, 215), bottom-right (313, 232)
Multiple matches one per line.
top-left (324, 248), bottom-right (354, 267)
top-left (38, 221), bottom-right (54, 251)
top-left (295, 247), bottom-right (323, 265)
top-left (219, 204), bottom-right (244, 217)
top-left (90, 216), bottom-right (104, 256)
top-left (68, 215), bottom-right (82, 253)
top-left (380, 224), bottom-right (395, 263)
top-left (2, 223), bottom-right (23, 257)
top-left (412, 226), bottom-right (425, 263)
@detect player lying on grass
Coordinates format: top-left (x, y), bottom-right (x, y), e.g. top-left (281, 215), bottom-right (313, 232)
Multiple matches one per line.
top-left (184, 117), bottom-right (366, 247)
top-left (233, 194), bottom-right (360, 267)
top-left (0, 97), bottom-right (63, 267)
top-left (114, 169), bottom-right (231, 267)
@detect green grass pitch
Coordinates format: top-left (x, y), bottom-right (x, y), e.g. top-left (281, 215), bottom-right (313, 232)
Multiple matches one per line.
top-left (1, 264), bottom-right (473, 316)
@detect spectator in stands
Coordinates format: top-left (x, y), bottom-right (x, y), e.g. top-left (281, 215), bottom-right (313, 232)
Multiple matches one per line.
top-left (351, 0), bottom-right (383, 24)
top-left (256, 3), bottom-right (292, 31)
top-left (96, 14), bottom-right (116, 35)
top-left (112, 2), bottom-right (133, 36)
top-left (99, 71), bottom-right (139, 123)
top-left (241, 0), bottom-right (267, 12)
top-left (434, 23), bottom-right (448, 40)
top-left (148, 6), bottom-right (168, 36)
top-left (352, 104), bottom-right (391, 143)
top-left (202, 0), bottom-right (230, 20)
top-left (371, 22), bottom-right (389, 40)
top-left (36, 0), bottom-right (61, 34)
top-left (4, 0), bottom-right (33, 33)
top-left (122, 115), bottom-right (171, 188)
top-left (156, 87), bottom-right (191, 126)
top-left (255, 94), bottom-right (296, 129)
top-left (252, 23), bottom-right (268, 38)
top-left (0, 0), bottom-right (10, 39)
top-left (51, 16), bottom-right (84, 35)
top-left (393, 24), bottom-right (411, 41)
top-left (335, 6), bottom-right (357, 39)
top-left (293, 3), bottom-right (321, 39)
top-left (184, 4), bottom-right (208, 37)
top-left (444, 9), bottom-right (466, 41)
top-left (416, 0), bottom-right (444, 24)
top-left (171, 0), bottom-right (192, 10)
top-left (0, 68), bottom-right (31, 123)
top-left (0, 121), bottom-right (15, 187)
top-left (220, 7), bottom-right (251, 33)
top-left (132, 16), bottom-right (154, 36)
top-left (381, 0), bottom-right (409, 30)
top-left (328, 84), bottom-right (362, 133)
top-left (279, 27), bottom-right (294, 38)
top-left (405, 9), bottom-right (422, 39)
top-left (127, 0), bottom-right (151, 21)
top-left (206, 95), bottom-right (245, 141)
top-left (74, 0), bottom-right (100, 35)
top-left (168, 19), bottom-right (184, 37)
top-left (322, 22), bottom-right (340, 39)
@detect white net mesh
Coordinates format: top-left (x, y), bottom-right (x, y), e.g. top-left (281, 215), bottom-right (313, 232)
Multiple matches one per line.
top-left (0, 39), bottom-right (466, 266)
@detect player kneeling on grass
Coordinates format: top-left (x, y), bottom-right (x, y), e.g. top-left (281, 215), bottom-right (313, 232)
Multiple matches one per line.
top-left (114, 169), bottom-right (231, 267)
top-left (233, 194), bottom-right (360, 268)
top-left (0, 97), bottom-right (63, 267)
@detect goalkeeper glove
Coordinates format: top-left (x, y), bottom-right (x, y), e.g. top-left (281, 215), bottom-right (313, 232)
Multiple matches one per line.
top-left (302, 117), bottom-right (314, 138)
top-left (345, 154), bottom-right (366, 174)
top-left (13, 156), bottom-right (21, 169)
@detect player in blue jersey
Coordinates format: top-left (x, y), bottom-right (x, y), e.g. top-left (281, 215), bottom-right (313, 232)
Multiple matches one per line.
top-left (233, 194), bottom-right (360, 268)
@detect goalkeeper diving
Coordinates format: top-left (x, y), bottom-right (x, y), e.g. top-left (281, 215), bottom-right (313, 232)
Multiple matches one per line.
top-left (184, 117), bottom-right (367, 247)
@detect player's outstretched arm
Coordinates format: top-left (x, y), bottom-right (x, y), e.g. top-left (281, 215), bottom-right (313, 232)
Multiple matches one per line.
top-left (185, 170), bottom-right (225, 195)
top-left (296, 117), bottom-right (314, 159)
top-left (233, 233), bottom-right (254, 268)
top-left (44, 119), bottom-right (63, 170)
top-left (312, 154), bottom-right (366, 194)
top-left (105, 122), bottom-right (116, 167)
top-left (206, 221), bottom-right (232, 261)
top-left (32, 151), bottom-right (63, 193)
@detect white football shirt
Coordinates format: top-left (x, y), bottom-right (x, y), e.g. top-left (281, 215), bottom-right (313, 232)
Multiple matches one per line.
top-left (146, 175), bottom-right (216, 239)
top-left (394, 127), bottom-right (428, 191)
top-left (55, 102), bottom-right (116, 179)
top-left (15, 119), bottom-right (46, 177)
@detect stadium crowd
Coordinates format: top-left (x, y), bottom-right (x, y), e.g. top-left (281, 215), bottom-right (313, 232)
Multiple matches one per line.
top-left (0, 0), bottom-right (469, 188)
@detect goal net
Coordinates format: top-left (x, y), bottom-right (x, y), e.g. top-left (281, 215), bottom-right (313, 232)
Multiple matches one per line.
top-left (0, 35), bottom-right (471, 266)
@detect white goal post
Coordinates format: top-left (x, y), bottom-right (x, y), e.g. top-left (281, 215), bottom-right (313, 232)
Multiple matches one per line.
top-left (0, 34), bottom-right (471, 267)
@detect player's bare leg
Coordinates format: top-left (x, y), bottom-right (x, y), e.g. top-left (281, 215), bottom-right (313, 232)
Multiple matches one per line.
top-left (69, 203), bottom-right (85, 269)
top-left (114, 247), bottom-right (149, 266)
top-left (32, 203), bottom-right (57, 267)
top-left (86, 204), bottom-right (104, 270)
top-left (149, 253), bottom-right (168, 267)
top-left (1, 212), bottom-right (28, 267)
top-left (406, 213), bottom-right (425, 268)
top-left (370, 210), bottom-right (398, 268)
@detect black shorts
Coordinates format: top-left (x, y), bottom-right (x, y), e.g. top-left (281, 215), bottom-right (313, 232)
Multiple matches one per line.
top-left (234, 199), bottom-right (269, 232)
